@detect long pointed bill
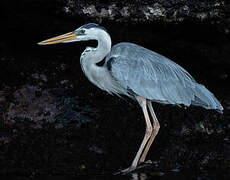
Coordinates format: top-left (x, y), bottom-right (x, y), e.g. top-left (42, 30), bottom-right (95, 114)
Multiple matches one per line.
top-left (38, 32), bottom-right (77, 45)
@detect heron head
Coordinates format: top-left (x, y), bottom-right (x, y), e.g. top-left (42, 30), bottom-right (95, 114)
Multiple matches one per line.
top-left (38, 23), bottom-right (108, 45)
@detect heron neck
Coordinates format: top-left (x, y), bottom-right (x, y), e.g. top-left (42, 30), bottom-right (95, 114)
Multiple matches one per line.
top-left (94, 33), bottom-right (111, 63)
top-left (80, 32), bottom-right (113, 92)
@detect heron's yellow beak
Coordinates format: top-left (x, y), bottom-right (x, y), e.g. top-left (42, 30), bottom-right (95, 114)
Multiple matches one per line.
top-left (38, 32), bottom-right (77, 45)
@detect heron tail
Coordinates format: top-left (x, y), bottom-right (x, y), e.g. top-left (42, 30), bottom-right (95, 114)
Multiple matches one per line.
top-left (191, 84), bottom-right (223, 113)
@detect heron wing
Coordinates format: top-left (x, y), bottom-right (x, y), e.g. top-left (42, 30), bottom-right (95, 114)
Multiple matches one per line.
top-left (106, 42), bottom-right (204, 107)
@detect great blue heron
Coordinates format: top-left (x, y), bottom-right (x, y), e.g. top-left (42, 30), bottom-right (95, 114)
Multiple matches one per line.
top-left (38, 23), bottom-right (223, 173)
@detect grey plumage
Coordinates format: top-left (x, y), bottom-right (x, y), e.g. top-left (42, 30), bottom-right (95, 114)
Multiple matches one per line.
top-left (106, 42), bottom-right (223, 112)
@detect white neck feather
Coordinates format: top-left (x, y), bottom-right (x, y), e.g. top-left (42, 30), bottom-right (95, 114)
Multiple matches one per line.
top-left (80, 30), bottom-right (115, 92)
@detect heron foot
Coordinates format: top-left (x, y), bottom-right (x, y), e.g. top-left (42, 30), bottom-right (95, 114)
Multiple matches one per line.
top-left (114, 161), bottom-right (153, 175)
top-left (114, 166), bottom-right (136, 175)
top-left (139, 159), bottom-right (153, 165)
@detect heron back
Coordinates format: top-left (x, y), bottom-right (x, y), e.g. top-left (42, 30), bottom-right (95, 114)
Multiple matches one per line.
top-left (106, 42), bottom-right (223, 112)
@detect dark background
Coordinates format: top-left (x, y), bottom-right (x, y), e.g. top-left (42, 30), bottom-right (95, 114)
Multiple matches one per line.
top-left (1, 0), bottom-right (230, 179)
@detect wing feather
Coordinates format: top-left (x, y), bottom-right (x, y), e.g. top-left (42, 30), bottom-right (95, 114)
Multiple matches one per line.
top-left (106, 42), bottom-right (197, 106)
top-left (105, 42), bottom-right (223, 112)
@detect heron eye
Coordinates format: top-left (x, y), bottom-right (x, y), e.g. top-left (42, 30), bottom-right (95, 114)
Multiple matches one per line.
top-left (80, 29), bottom-right (85, 34)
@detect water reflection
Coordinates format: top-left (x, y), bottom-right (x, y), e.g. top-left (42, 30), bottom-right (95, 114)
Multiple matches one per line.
top-left (131, 173), bottom-right (148, 180)
top-left (129, 171), bottom-right (165, 180)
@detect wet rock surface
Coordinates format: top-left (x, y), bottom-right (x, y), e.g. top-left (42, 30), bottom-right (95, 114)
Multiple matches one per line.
top-left (1, 0), bottom-right (230, 179)
top-left (65, 0), bottom-right (229, 24)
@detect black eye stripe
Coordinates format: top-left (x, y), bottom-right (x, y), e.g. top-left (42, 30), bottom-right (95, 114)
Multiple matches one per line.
top-left (81, 23), bottom-right (107, 32)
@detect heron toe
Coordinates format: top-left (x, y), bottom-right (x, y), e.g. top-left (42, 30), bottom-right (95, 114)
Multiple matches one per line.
top-left (114, 166), bottom-right (137, 175)
top-left (139, 159), bottom-right (153, 165)
top-left (114, 161), bottom-right (153, 175)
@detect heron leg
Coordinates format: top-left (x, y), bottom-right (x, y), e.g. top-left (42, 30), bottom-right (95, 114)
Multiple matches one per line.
top-left (117, 96), bottom-right (153, 174)
top-left (139, 100), bottom-right (160, 164)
